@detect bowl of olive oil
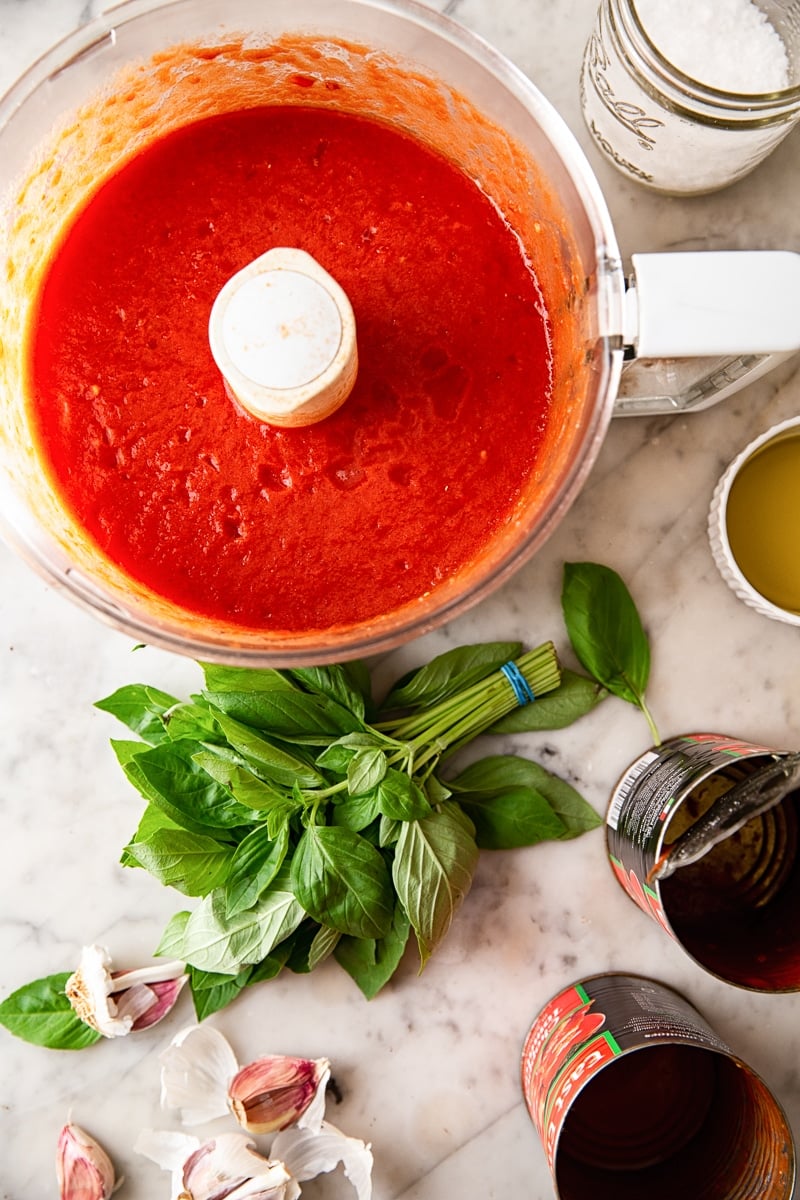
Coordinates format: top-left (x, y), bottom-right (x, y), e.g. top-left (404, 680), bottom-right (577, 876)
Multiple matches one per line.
top-left (709, 416), bottom-right (800, 625)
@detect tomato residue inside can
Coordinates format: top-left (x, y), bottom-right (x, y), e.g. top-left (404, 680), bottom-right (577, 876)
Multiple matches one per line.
top-left (26, 104), bottom-right (552, 631)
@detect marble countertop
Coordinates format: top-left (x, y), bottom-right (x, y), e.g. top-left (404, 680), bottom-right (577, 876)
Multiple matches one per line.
top-left (1, 0), bottom-right (799, 1196)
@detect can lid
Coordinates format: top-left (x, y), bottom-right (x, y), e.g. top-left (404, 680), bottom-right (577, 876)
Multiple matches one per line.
top-left (208, 247), bottom-right (358, 427)
top-left (653, 751), bottom-right (800, 881)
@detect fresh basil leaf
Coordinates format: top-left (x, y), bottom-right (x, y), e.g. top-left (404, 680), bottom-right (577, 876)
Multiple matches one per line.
top-left (224, 770), bottom-right (300, 838)
top-left (315, 745), bottom-right (355, 775)
top-left (334, 903), bottom-right (411, 999)
top-left (382, 642), bottom-right (522, 712)
top-left (291, 825), bottom-right (394, 939)
top-left (281, 922), bottom-right (322, 975)
top-left (193, 752), bottom-right (291, 812)
top-left (488, 669), bottom-right (608, 733)
top-left (425, 776), bottom-right (452, 806)
top-left (289, 665), bottom-right (368, 723)
top-left (342, 660), bottom-right (375, 717)
top-left (191, 746), bottom-right (252, 786)
top-left (331, 793), bottom-right (382, 832)
top-left (225, 824), bottom-right (290, 917)
top-left (133, 740), bottom-right (260, 831)
top-left (0, 973), bottom-right (102, 1050)
top-left (457, 786), bottom-right (565, 849)
top-left (562, 562), bottom-right (658, 741)
top-left (211, 713), bottom-right (326, 788)
top-left (189, 965), bottom-right (252, 1021)
top-left (316, 733), bottom-right (386, 775)
top-left (189, 965), bottom-right (252, 991)
top-left (247, 941), bottom-right (294, 984)
top-left (347, 748), bottom-right (387, 796)
top-left (155, 910), bottom-right (191, 958)
top-left (120, 803), bottom-right (183, 867)
top-left (118, 748), bottom-right (231, 840)
top-left (110, 737), bottom-right (150, 767)
top-left (200, 663), bottom-right (297, 693)
top-left (376, 770), bottom-right (431, 821)
top-left (308, 925), bottom-right (341, 970)
top-left (163, 701), bottom-right (225, 744)
top-left (448, 755), bottom-right (601, 839)
top-left (204, 689), bottom-right (362, 741)
top-left (379, 815), bottom-right (402, 846)
top-left (173, 871), bottom-right (305, 974)
top-left (95, 683), bottom-right (179, 744)
top-left (392, 801), bottom-right (478, 967)
top-left (124, 828), bottom-right (233, 896)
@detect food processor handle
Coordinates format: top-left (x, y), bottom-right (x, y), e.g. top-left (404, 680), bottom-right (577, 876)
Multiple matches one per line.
top-left (615, 251), bottom-right (800, 415)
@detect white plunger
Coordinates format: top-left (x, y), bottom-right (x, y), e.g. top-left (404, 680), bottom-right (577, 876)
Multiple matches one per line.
top-left (208, 247), bottom-right (358, 427)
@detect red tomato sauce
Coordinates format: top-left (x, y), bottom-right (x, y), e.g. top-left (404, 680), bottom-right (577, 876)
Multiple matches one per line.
top-left (27, 106), bottom-right (551, 631)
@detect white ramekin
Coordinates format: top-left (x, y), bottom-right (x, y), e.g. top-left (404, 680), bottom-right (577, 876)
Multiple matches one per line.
top-left (708, 415), bottom-right (800, 627)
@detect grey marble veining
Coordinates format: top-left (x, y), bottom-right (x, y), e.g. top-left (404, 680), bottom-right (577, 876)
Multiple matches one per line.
top-left (1, 1), bottom-right (800, 1196)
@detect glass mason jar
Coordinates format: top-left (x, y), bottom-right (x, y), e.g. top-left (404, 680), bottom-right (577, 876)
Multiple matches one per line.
top-left (581, 0), bottom-right (800, 195)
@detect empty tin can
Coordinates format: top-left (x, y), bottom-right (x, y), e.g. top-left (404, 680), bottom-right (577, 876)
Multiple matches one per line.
top-left (606, 733), bottom-right (800, 991)
top-left (521, 972), bottom-right (796, 1199)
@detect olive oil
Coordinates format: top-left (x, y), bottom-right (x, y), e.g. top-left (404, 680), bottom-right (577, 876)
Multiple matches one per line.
top-left (725, 431), bottom-right (800, 613)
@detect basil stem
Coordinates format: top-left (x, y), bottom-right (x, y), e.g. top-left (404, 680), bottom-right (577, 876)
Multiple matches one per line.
top-left (376, 642), bottom-right (560, 774)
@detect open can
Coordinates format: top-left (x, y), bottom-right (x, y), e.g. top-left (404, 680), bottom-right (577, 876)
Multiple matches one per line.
top-left (606, 733), bottom-right (800, 991)
top-left (521, 972), bottom-right (796, 1199)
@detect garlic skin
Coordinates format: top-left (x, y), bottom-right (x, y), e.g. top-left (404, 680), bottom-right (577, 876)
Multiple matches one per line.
top-left (272, 1120), bottom-right (373, 1200)
top-left (137, 1124), bottom-right (372, 1200)
top-left (65, 944), bottom-right (187, 1037)
top-left (229, 1055), bottom-right (331, 1134)
top-left (57, 1123), bottom-right (116, 1200)
top-left (160, 1025), bottom-right (239, 1126)
top-left (152, 1027), bottom-right (373, 1199)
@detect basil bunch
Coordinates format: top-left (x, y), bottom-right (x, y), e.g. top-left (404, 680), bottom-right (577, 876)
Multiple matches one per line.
top-left (99, 643), bottom-right (600, 1013)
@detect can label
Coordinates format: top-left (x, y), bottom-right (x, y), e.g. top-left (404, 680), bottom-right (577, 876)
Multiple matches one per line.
top-left (521, 973), bottom-right (729, 1174)
top-left (606, 732), bottom-right (776, 934)
top-left (521, 973), bottom-right (796, 1198)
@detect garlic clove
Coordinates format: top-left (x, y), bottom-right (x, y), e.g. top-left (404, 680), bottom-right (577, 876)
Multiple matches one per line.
top-left (57, 1123), bottom-right (116, 1200)
top-left (229, 1056), bottom-right (330, 1134)
top-left (65, 945), bottom-right (187, 1038)
top-left (184, 1134), bottom-right (292, 1200)
top-left (137, 1129), bottom-right (292, 1200)
top-left (160, 1025), bottom-right (240, 1125)
top-left (65, 945), bottom-right (124, 1037)
top-left (123, 977), bottom-right (188, 1031)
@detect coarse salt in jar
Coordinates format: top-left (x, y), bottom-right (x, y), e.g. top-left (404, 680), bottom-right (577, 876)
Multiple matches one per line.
top-left (581, 0), bottom-right (800, 194)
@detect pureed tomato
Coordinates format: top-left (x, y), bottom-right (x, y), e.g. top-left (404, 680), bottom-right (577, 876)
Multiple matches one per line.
top-left (27, 101), bottom-right (552, 633)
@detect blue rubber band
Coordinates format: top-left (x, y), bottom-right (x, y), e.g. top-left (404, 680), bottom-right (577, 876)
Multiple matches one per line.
top-left (500, 661), bottom-right (536, 707)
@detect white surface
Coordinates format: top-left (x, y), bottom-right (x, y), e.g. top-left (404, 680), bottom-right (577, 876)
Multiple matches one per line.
top-left (708, 415), bottom-right (800, 627)
top-left (2, 1), bottom-right (800, 1198)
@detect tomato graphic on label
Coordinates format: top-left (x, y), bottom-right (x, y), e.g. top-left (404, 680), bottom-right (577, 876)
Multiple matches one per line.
top-left (609, 855), bottom-right (675, 937)
top-left (610, 857), bottom-right (650, 914)
top-left (527, 1001), bottom-right (606, 1131)
top-left (643, 881), bottom-right (674, 936)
